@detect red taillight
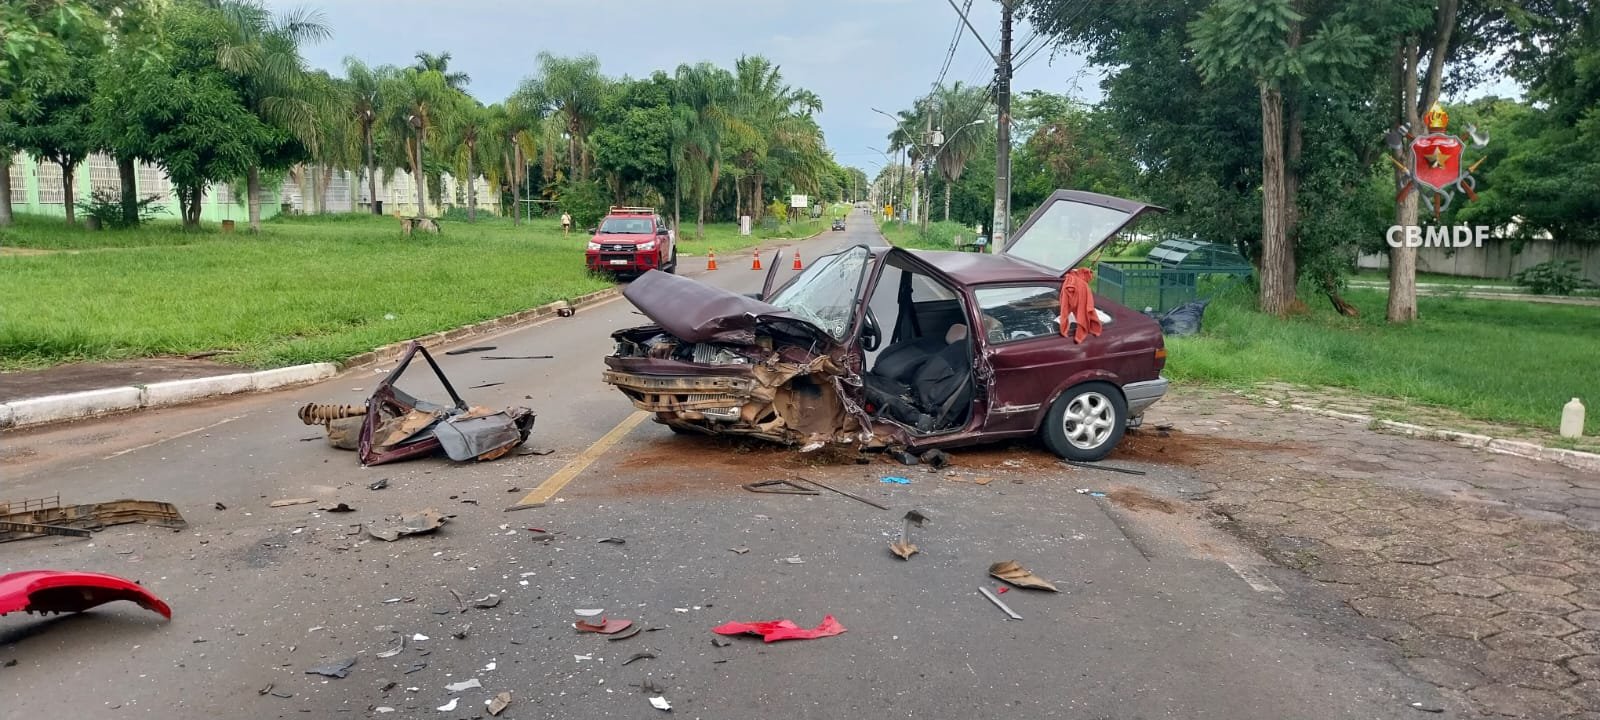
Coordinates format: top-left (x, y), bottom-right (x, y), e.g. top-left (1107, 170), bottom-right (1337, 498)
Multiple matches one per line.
top-left (1154, 346), bottom-right (1167, 373)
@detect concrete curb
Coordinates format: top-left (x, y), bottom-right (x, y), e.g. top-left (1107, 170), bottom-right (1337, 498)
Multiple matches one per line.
top-left (1241, 393), bottom-right (1600, 473)
top-left (0, 289), bottom-right (625, 431)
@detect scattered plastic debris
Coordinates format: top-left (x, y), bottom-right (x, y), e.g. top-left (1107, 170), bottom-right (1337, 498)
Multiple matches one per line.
top-left (412, 633), bottom-right (430, 641)
top-left (404, 662), bottom-right (428, 674)
top-left (574, 654), bottom-right (593, 662)
top-left (649, 696), bottom-right (672, 711)
top-left (0, 570), bottom-right (173, 619)
top-left (269, 498), bottom-right (315, 508)
top-left (597, 537), bottom-right (626, 545)
top-left (729, 547), bottom-right (749, 554)
top-left (436, 698), bottom-right (458, 712)
top-left (304, 657), bottom-right (356, 679)
top-left (323, 503), bottom-right (356, 513)
top-left (880, 476), bottom-right (911, 485)
top-left (486, 692), bottom-right (512, 716)
top-left (1409, 702), bottom-right (1444, 713)
top-left (606, 624), bottom-right (643, 641)
top-left (996, 586), bottom-right (1009, 595)
top-left (375, 708), bottom-right (395, 714)
top-left (367, 509), bottom-right (447, 542)
top-left (712, 615), bottom-right (846, 643)
top-left (1073, 488), bottom-right (1107, 497)
top-left (471, 594), bottom-right (501, 609)
top-left (369, 479), bottom-right (389, 491)
top-left (444, 678), bottom-right (481, 693)
top-left (989, 560), bottom-right (1060, 592)
top-left (782, 557), bottom-right (805, 564)
top-left (375, 637), bottom-right (406, 658)
top-left (214, 502), bottom-right (227, 510)
top-left (622, 652), bottom-right (656, 666)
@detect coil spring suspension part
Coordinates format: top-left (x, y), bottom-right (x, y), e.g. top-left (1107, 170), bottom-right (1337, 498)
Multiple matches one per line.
top-left (298, 403), bottom-right (368, 426)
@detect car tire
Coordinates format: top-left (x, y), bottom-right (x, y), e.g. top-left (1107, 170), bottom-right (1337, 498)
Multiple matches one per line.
top-left (1041, 382), bottom-right (1127, 462)
top-left (663, 248), bottom-right (677, 274)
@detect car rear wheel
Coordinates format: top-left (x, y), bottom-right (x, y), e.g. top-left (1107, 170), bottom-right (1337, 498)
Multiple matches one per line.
top-left (1041, 382), bottom-right (1126, 462)
top-left (663, 248), bottom-right (677, 274)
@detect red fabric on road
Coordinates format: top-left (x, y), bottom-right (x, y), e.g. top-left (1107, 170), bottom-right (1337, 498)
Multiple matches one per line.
top-left (712, 615), bottom-right (846, 642)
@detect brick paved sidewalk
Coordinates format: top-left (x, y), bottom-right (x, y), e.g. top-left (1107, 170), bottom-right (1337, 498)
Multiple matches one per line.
top-left (1137, 388), bottom-right (1600, 719)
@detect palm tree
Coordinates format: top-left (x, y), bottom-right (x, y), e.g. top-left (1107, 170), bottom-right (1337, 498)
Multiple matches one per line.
top-left (931, 82), bottom-right (991, 221)
top-left (382, 67), bottom-right (456, 217)
top-left (206, 0), bottom-right (331, 231)
top-left (451, 99), bottom-right (487, 222)
top-left (521, 53), bottom-right (606, 181)
top-left (728, 55), bottom-right (826, 223)
top-left (413, 51), bottom-right (469, 91)
top-left (672, 62), bottom-right (735, 240)
top-left (343, 58), bottom-right (392, 214)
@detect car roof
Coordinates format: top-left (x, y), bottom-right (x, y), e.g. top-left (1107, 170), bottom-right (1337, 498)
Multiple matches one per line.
top-left (895, 248), bottom-right (1061, 286)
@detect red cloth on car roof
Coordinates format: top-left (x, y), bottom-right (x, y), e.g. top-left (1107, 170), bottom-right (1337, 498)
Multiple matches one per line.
top-left (1059, 267), bottom-right (1101, 343)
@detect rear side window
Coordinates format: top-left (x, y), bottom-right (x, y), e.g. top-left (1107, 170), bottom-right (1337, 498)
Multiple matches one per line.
top-left (975, 286), bottom-right (1111, 344)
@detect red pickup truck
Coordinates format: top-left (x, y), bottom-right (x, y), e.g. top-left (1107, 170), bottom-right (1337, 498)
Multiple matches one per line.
top-left (585, 207), bottom-right (677, 278)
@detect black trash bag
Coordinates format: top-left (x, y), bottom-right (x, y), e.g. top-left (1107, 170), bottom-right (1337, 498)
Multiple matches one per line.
top-left (1155, 300), bottom-right (1210, 336)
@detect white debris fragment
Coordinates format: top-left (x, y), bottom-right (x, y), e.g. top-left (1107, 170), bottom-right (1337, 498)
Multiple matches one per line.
top-left (650, 696), bottom-right (671, 711)
top-left (412, 633), bottom-right (430, 641)
top-left (483, 662), bottom-right (496, 671)
top-left (444, 679), bottom-right (481, 693)
top-left (436, 698), bottom-right (458, 712)
top-left (574, 654), bottom-right (592, 662)
top-left (375, 708), bottom-right (395, 714)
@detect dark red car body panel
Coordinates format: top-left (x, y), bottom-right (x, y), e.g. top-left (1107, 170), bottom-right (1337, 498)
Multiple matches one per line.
top-left (0, 570), bottom-right (172, 619)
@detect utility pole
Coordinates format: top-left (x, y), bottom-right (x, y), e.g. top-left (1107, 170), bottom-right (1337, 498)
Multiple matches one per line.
top-left (989, 0), bottom-right (1012, 253)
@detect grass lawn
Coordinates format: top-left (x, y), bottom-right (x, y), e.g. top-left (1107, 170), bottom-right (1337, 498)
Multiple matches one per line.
top-left (1167, 286), bottom-right (1600, 436)
top-left (0, 213), bottom-right (612, 370)
top-left (1350, 269), bottom-right (1520, 288)
top-left (879, 219), bottom-right (979, 251)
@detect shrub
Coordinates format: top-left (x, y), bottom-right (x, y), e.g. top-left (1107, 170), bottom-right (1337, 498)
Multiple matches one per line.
top-left (1513, 260), bottom-right (1590, 295)
top-left (75, 189), bottom-right (167, 229)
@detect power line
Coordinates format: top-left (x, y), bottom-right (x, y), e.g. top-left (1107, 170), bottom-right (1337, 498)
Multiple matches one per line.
top-left (1014, 0), bottom-right (1110, 72)
top-left (933, 0), bottom-right (973, 92)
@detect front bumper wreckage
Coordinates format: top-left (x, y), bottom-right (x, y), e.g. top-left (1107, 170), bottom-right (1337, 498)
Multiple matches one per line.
top-left (300, 342), bottom-right (535, 466)
top-left (0, 570), bottom-right (172, 619)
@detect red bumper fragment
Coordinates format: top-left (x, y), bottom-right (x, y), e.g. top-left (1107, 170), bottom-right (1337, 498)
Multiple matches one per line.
top-left (0, 570), bottom-right (172, 619)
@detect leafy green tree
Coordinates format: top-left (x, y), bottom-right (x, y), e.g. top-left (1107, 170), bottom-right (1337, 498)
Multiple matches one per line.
top-left (671, 62), bottom-right (735, 239)
top-left (343, 57), bottom-right (391, 214)
top-left (94, 2), bottom-right (273, 228)
top-left (16, 36), bottom-right (99, 225)
top-left (381, 67), bottom-right (456, 216)
top-left (450, 98), bottom-right (487, 221)
top-left (591, 73), bottom-right (675, 205)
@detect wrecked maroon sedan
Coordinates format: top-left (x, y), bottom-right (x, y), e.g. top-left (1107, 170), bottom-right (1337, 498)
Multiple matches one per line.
top-left (602, 190), bottom-right (1170, 461)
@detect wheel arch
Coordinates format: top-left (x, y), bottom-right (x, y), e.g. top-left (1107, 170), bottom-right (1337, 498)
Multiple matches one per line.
top-left (1032, 371), bottom-right (1126, 433)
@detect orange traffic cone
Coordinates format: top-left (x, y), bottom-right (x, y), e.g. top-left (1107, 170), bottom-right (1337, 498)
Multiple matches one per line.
top-left (751, 251), bottom-right (763, 271)
top-left (792, 250), bottom-right (803, 271)
top-left (707, 249), bottom-right (718, 271)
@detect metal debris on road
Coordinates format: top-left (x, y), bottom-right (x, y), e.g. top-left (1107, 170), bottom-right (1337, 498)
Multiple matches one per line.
top-left (375, 637), bottom-right (406, 658)
top-left (366, 509), bottom-right (447, 542)
top-left (622, 652), bottom-right (656, 666)
top-left (742, 479), bottom-right (818, 495)
top-left (304, 657), bottom-right (356, 678)
top-left (444, 678), bottom-right (481, 692)
top-left (978, 586), bottom-right (1022, 620)
top-left (0, 499), bottom-right (187, 542)
top-left (597, 537), bottom-right (626, 544)
top-left (270, 498), bottom-right (315, 508)
top-left (404, 662), bottom-right (427, 674)
top-left (0, 570), bottom-right (172, 619)
top-left (989, 560), bottom-right (1060, 592)
top-left (576, 617), bottom-right (634, 634)
top-left (257, 683), bottom-right (273, 696)
top-left (711, 637), bottom-right (731, 648)
top-left (782, 556), bottom-right (805, 564)
top-left (880, 476), bottom-right (911, 485)
top-left (518, 447), bottom-right (555, 456)
top-left (1409, 702), bottom-right (1445, 713)
top-left (368, 479), bottom-right (389, 491)
top-left (804, 478), bottom-right (889, 511)
top-left (1062, 460), bottom-right (1146, 476)
top-left (322, 503), bottom-right (355, 513)
top-left (889, 510), bottom-right (928, 560)
top-left (888, 449), bottom-right (919, 466)
top-left (526, 528), bottom-right (554, 542)
top-left (469, 382), bottom-right (504, 389)
top-left (712, 615), bottom-right (846, 643)
top-left (729, 547), bottom-right (749, 554)
top-left (214, 502), bottom-right (227, 510)
top-left (436, 698), bottom-right (459, 712)
top-left (486, 692), bottom-right (512, 716)
top-left (443, 346), bottom-right (497, 356)
top-left (919, 449), bottom-right (951, 468)
top-left (649, 696), bottom-right (672, 711)
top-left (480, 355), bottom-right (554, 360)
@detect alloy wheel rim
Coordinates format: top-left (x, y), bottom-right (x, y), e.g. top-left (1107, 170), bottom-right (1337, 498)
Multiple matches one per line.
top-left (1063, 391), bottom-right (1115, 450)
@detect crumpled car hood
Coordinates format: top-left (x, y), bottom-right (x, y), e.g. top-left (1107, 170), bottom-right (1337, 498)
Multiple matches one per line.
top-left (622, 270), bottom-right (824, 345)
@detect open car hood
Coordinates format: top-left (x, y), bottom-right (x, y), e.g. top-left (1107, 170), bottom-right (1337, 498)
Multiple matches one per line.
top-left (1004, 189), bottom-right (1166, 277)
top-left (622, 270), bottom-right (827, 345)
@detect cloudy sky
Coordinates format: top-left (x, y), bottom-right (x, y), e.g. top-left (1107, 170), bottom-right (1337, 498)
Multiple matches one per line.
top-left (265, 0), bottom-right (1098, 174)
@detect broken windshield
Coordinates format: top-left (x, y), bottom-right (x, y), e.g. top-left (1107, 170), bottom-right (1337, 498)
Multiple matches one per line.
top-left (765, 245), bottom-right (872, 341)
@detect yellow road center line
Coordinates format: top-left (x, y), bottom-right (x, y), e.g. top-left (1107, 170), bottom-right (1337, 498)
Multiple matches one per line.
top-left (506, 411), bottom-right (650, 510)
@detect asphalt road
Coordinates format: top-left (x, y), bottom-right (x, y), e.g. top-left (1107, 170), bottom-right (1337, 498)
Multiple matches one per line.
top-left (1, 211), bottom-right (1441, 719)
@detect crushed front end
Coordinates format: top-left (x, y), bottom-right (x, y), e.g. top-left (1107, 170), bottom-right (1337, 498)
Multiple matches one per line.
top-left (603, 326), bottom-right (860, 448)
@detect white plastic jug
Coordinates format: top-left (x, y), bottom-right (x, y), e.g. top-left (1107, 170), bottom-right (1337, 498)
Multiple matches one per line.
top-left (1562, 398), bottom-right (1586, 439)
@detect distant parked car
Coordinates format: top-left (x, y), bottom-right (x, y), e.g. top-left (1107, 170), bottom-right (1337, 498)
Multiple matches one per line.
top-left (584, 206), bottom-right (676, 279)
top-left (602, 189), bottom-right (1171, 461)
top-left (832, 218), bottom-right (846, 231)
